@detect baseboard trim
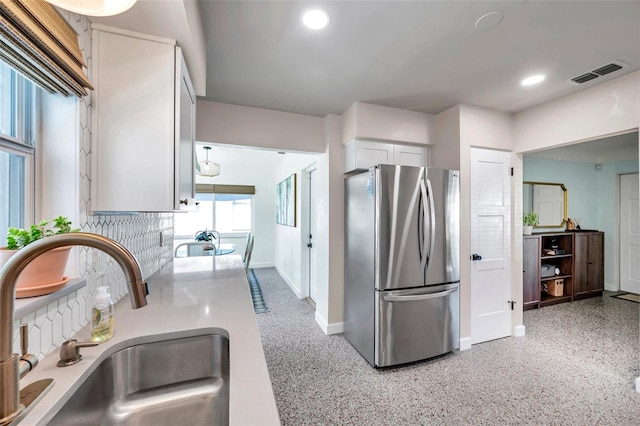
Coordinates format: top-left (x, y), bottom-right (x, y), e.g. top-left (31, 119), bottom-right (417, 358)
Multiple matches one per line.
top-left (314, 311), bottom-right (343, 335)
top-left (459, 337), bottom-right (472, 351)
top-left (636, 376), bottom-right (640, 393)
top-left (273, 265), bottom-right (302, 298)
top-left (604, 282), bottom-right (618, 292)
top-left (514, 325), bottom-right (526, 337)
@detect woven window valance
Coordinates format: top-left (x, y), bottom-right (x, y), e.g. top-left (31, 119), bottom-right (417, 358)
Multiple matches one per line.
top-left (0, 0), bottom-right (93, 97)
top-left (196, 184), bottom-right (256, 195)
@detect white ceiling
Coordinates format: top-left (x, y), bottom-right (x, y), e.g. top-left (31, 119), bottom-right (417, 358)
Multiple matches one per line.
top-left (94, 0), bottom-right (639, 159)
top-left (198, 0), bottom-right (640, 117)
top-left (95, 0), bottom-right (640, 118)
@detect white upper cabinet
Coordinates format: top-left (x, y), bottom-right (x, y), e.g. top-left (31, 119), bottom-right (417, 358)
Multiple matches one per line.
top-left (343, 139), bottom-right (428, 173)
top-left (91, 25), bottom-right (195, 212)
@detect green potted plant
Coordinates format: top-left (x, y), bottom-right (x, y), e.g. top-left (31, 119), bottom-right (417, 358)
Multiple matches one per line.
top-left (0, 216), bottom-right (79, 298)
top-left (523, 211), bottom-right (539, 235)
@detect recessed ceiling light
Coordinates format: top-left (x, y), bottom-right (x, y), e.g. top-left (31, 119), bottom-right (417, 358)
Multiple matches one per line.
top-left (474, 11), bottom-right (503, 31)
top-left (302, 8), bottom-right (330, 30)
top-left (521, 74), bottom-right (546, 86)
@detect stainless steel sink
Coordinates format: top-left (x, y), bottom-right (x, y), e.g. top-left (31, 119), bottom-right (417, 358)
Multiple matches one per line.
top-left (48, 330), bottom-right (229, 425)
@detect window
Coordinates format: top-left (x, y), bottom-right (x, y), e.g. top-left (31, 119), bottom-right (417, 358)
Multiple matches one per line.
top-left (0, 60), bottom-right (37, 246)
top-left (175, 193), bottom-right (252, 238)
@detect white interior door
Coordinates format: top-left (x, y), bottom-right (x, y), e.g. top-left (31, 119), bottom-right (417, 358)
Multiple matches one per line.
top-left (470, 148), bottom-right (512, 345)
top-left (308, 168), bottom-right (318, 302)
top-left (620, 173), bottom-right (639, 294)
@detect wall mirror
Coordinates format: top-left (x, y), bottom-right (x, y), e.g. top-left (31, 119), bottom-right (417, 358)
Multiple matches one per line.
top-left (523, 182), bottom-right (568, 228)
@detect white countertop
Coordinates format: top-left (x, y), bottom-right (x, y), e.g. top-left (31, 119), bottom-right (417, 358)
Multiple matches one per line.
top-left (18, 255), bottom-right (281, 425)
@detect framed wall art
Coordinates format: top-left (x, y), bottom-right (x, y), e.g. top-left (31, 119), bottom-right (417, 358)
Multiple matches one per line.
top-left (276, 174), bottom-right (296, 227)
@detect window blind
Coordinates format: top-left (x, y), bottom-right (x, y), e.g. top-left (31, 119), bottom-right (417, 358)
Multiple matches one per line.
top-left (0, 0), bottom-right (92, 97)
top-left (196, 184), bottom-right (256, 195)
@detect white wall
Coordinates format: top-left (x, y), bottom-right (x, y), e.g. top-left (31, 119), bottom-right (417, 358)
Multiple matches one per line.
top-left (459, 105), bottom-right (515, 343)
top-left (196, 100), bottom-right (326, 153)
top-left (514, 71), bottom-right (640, 153)
top-left (341, 101), bottom-right (435, 145)
top-left (273, 152), bottom-right (321, 293)
top-left (324, 114), bottom-right (345, 332)
top-left (194, 145), bottom-right (278, 267)
top-left (431, 105), bottom-right (461, 169)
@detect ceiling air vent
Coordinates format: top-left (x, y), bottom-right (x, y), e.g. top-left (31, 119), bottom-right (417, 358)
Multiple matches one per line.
top-left (569, 60), bottom-right (627, 84)
top-left (592, 63), bottom-right (623, 76)
top-left (571, 72), bottom-right (599, 84)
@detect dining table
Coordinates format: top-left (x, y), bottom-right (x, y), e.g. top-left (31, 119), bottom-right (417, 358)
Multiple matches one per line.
top-left (174, 241), bottom-right (237, 257)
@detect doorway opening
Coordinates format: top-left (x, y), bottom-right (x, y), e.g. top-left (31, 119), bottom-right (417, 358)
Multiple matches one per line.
top-left (301, 163), bottom-right (318, 308)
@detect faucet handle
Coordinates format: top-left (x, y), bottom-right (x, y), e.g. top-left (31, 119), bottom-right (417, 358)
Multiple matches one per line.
top-left (57, 339), bottom-right (98, 367)
top-left (18, 323), bottom-right (39, 378)
top-left (20, 323), bottom-right (28, 356)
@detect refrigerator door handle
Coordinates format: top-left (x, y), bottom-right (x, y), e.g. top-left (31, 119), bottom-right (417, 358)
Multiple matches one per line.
top-left (382, 288), bottom-right (458, 302)
top-left (425, 178), bottom-right (436, 269)
top-left (419, 179), bottom-right (429, 272)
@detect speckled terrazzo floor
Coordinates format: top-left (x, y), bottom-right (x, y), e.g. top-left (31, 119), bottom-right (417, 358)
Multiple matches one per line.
top-left (253, 267), bottom-right (640, 425)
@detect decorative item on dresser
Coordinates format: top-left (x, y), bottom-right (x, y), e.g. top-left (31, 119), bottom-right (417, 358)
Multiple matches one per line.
top-left (522, 231), bottom-right (604, 310)
top-left (522, 211), bottom-right (539, 235)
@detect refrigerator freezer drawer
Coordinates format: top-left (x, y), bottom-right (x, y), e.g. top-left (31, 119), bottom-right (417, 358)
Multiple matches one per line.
top-left (375, 283), bottom-right (459, 367)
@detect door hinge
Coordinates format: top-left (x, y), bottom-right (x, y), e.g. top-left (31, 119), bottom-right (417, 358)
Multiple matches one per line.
top-left (507, 300), bottom-right (516, 310)
top-left (510, 167), bottom-right (514, 176)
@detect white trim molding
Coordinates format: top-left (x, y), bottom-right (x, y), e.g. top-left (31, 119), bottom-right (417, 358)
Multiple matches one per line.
top-left (274, 264), bottom-right (303, 298)
top-left (459, 337), bottom-right (472, 351)
top-left (314, 311), bottom-right (344, 335)
top-left (514, 325), bottom-right (526, 337)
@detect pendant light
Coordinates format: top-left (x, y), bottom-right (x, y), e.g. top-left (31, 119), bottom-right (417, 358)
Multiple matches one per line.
top-left (198, 146), bottom-right (220, 177)
top-left (46, 0), bottom-right (137, 17)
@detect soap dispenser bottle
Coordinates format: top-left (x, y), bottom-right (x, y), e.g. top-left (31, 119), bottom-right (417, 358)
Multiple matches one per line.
top-left (91, 286), bottom-right (114, 343)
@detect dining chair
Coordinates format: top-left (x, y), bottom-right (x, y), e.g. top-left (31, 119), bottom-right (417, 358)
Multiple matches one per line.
top-left (244, 234), bottom-right (254, 274)
top-left (242, 232), bottom-right (252, 263)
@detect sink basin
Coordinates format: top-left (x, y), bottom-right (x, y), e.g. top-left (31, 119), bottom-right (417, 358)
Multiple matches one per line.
top-left (49, 330), bottom-right (229, 425)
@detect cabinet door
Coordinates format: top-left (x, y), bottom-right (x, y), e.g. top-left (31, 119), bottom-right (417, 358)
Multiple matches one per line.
top-left (393, 144), bottom-right (426, 167)
top-left (588, 233), bottom-right (604, 292)
top-left (573, 234), bottom-right (589, 297)
top-left (523, 236), bottom-right (540, 309)
top-left (92, 26), bottom-right (175, 212)
top-left (344, 139), bottom-right (393, 172)
top-left (574, 232), bottom-right (605, 296)
top-left (176, 50), bottom-right (195, 209)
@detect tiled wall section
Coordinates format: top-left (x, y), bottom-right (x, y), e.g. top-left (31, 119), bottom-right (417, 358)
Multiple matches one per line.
top-left (12, 12), bottom-right (174, 359)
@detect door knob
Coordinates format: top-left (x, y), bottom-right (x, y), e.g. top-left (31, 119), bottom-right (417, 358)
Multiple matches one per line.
top-left (472, 254), bottom-right (482, 261)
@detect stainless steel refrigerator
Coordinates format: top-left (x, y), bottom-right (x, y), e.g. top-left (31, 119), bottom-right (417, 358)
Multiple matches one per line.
top-left (344, 164), bottom-right (460, 367)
